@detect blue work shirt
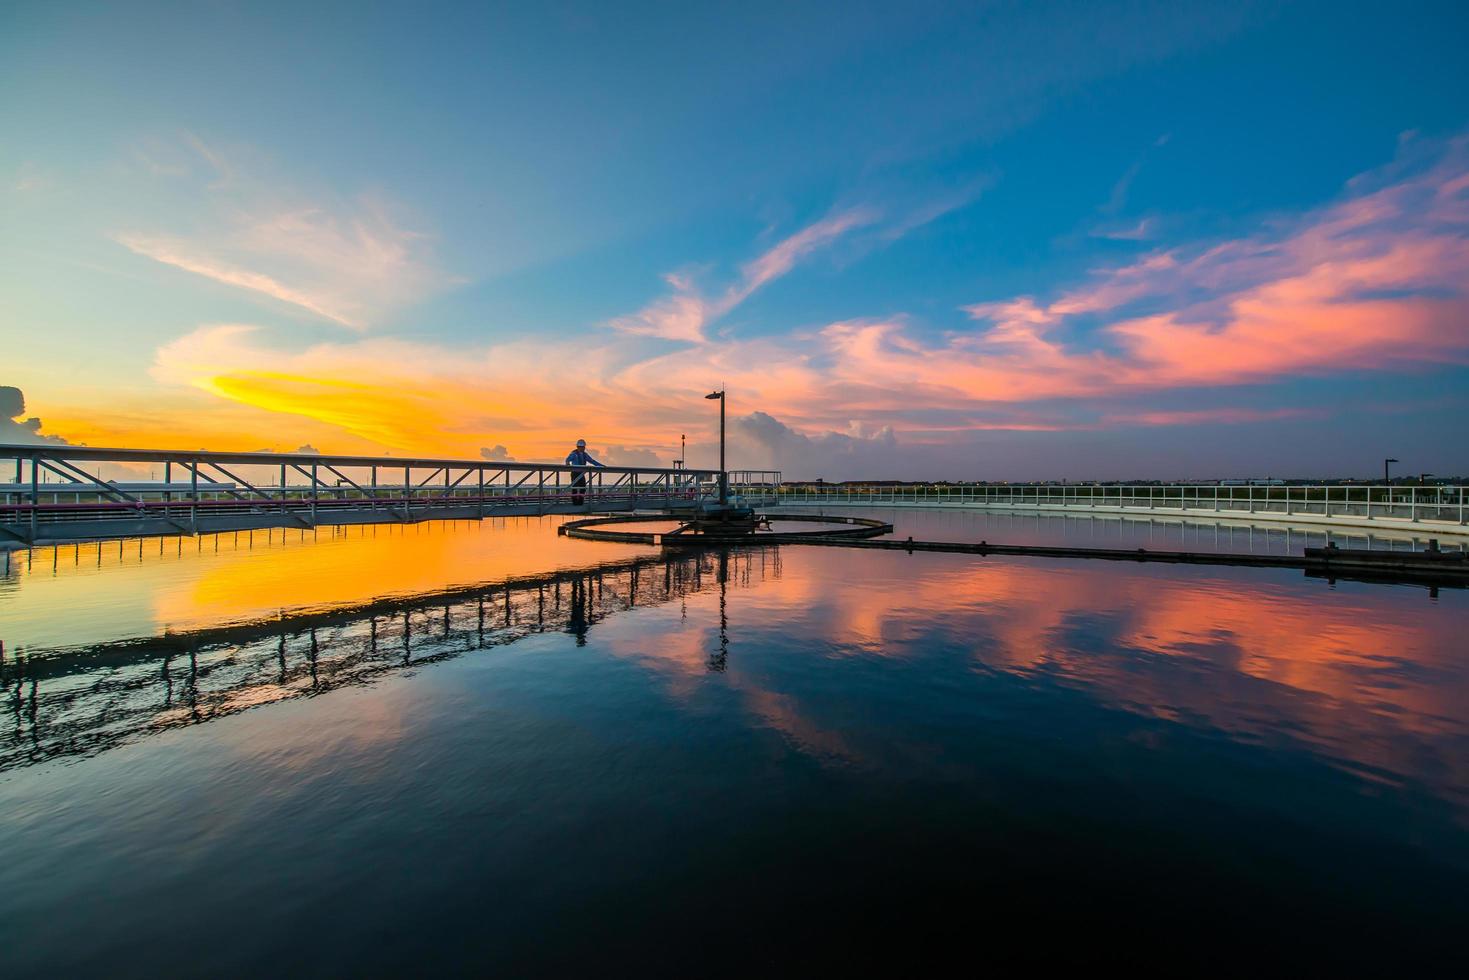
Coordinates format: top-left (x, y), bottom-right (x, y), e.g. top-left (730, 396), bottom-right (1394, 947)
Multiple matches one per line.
top-left (565, 449), bottom-right (604, 467)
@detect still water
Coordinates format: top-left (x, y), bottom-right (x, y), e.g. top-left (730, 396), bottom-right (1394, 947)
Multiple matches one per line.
top-left (2, 513), bottom-right (1466, 972)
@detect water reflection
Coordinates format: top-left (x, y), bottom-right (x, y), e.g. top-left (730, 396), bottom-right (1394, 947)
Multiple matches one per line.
top-left (0, 517), bottom-right (657, 649)
top-left (583, 547), bottom-right (1469, 814)
top-left (1, 549), bottom-right (776, 772)
top-left (4, 525), bottom-right (1465, 813)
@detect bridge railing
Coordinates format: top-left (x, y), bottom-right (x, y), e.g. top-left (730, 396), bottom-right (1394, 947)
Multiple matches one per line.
top-left (0, 444), bottom-right (722, 543)
top-left (727, 470), bottom-right (782, 503)
top-left (753, 482), bottom-right (1469, 530)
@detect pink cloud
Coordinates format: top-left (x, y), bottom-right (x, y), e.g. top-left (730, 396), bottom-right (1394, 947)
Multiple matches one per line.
top-left (1101, 407), bottom-right (1324, 427)
top-left (965, 134), bottom-right (1469, 390)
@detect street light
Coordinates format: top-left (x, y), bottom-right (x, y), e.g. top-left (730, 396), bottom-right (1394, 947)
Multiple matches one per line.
top-left (705, 389), bottom-right (726, 505)
top-left (1384, 457), bottom-right (1399, 484)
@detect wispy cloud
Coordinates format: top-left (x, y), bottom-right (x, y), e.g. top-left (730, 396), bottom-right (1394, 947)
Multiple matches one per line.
top-left (115, 136), bottom-right (452, 329)
top-left (11, 162), bottom-right (54, 194)
top-left (118, 234), bottom-right (360, 327)
top-left (608, 180), bottom-right (995, 345)
top-left (1089, 216), bottom-right (1157, 241)
top-left (1100, 133), bottom-right (1170, 215)
top-left (609, 207), bottom-right (878, 342)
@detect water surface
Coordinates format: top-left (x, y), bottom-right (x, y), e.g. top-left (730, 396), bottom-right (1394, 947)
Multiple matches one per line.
top-left (1, 516), bottom-right (1465, 973)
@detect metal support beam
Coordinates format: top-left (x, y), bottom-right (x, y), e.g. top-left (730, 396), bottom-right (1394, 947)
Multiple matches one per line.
top-left (0, 444), bottom-right (723, 545)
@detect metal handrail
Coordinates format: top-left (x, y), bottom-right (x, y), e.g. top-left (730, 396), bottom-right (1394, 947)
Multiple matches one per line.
top-left (0, 443), bottom-right (720, 476)
top-left (735, 482), bottom-right (1469, 531)
top-left (0, 444), bottom-right (722, 544)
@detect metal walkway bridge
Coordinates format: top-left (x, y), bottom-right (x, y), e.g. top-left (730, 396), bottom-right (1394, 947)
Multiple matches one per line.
top-left (8, 442), bottom-right (1464, 545)
top-left (1, 444), bottom-right (778, 547)
top-left (760, 482), bottom-right (1469, 538)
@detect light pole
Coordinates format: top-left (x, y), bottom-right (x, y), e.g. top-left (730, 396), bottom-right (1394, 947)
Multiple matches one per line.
top-left (1384, 457), bottom-right (1399, 484)
top-left (705, 389), bottom-right (726, 505)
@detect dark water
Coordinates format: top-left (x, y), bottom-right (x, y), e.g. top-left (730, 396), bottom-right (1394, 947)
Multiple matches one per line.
top-left (2, 516), bottom-right (1466, 973)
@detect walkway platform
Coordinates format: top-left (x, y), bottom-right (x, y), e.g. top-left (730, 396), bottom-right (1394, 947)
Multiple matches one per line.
top-left (1, 444), bottom-right (738, 547)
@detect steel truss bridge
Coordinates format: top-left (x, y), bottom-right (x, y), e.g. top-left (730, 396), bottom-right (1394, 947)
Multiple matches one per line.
top-left (763, 482), bottom-right (1469, 537)
top-left (0, 445), bottom-right (782, 546)
top-left (1, 547), bottom-right (777, 772)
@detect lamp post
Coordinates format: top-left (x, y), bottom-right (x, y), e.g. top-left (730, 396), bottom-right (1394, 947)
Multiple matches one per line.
top-left (705, 389), bottom-right (726, 505)
top-left (1384, 457), bottom-right (1399, 485)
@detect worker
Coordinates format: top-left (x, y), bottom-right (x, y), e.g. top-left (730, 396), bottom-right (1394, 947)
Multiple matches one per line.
top-left (565, 438), bottom-right (603, 504)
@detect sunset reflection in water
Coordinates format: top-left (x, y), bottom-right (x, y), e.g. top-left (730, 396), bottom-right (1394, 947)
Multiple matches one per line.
top-left (8, 516), bottom-right (1460, 811)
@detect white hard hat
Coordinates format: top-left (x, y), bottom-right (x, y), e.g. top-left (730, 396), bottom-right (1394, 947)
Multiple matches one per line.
top-left (576, 438), bottom-right (586, 447)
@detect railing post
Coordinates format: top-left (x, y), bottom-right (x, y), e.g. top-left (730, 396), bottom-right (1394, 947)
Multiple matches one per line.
top-left (30, 455), bottom-right (39, 541)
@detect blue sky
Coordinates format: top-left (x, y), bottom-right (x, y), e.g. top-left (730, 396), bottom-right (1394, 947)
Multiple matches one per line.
top-left (3, 1), bottom-right (1468, 479)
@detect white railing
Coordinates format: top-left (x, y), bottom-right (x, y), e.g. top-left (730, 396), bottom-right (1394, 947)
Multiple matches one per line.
top-left (744, 483), bottom-right (1469, 534)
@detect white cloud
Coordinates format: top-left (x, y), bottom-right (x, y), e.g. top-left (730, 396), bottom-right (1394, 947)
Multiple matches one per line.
top-left (116, 137), bottom-right (453, 329)
top-left (593, 445), bottom-right (665, 468)
top-left (608, 207), bottom-right (878, 342)
top-left (118, 234), bottom-right (361, 327)
top-left (724, 411), bottom-right (897, 479)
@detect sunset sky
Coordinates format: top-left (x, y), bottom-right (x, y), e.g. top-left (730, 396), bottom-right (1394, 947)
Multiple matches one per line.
top-left (3, 1), bottom-right (1468, 480)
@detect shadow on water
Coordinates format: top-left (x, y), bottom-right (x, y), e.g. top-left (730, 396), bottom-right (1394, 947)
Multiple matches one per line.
top-left (1, 548), bottom-right (769, 772)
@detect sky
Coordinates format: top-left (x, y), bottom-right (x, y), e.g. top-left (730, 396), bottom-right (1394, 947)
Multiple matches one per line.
top-left (3, 0), bottom-right (1468, 481)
